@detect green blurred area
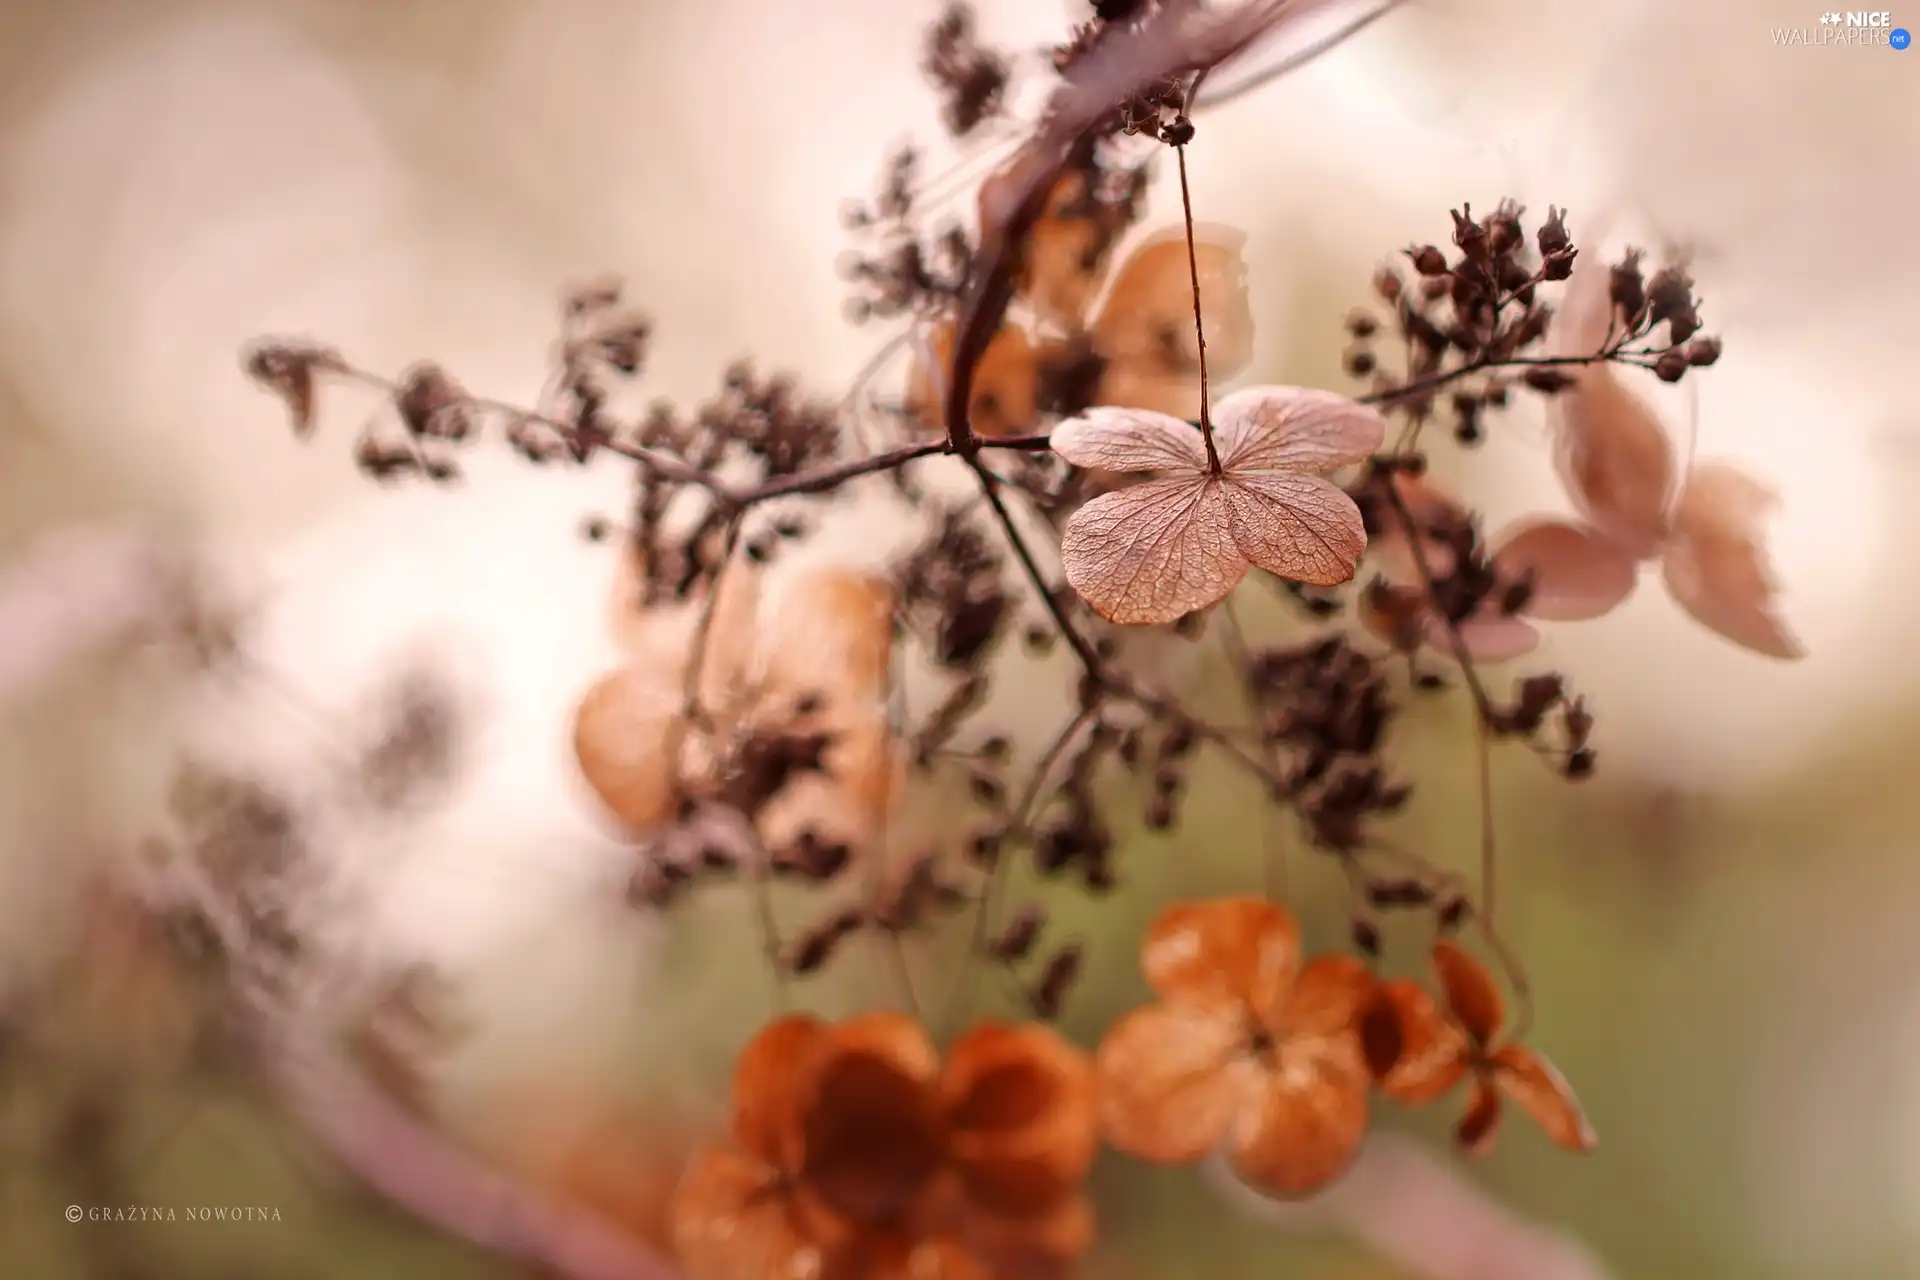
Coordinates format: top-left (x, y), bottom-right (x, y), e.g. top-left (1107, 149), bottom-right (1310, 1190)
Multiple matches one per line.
top-left (7, 638), bottom-right (1918, 1280)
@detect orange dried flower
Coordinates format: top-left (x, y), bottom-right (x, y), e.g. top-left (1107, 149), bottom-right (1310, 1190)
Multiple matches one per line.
top-left (1371, 939), bottom-right (1595, 1157)
top-left (672, 1012), bottom-right (1097, 1280)
top-left (907, 171), bottom-right (1255, 437)
top-left (1095, 896), bottom-right (1377, 1198)
top-left (575, 559), bottom-right (902, 857)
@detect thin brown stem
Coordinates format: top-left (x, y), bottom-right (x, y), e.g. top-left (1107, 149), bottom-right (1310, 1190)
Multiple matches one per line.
top-left (1175, 141), bottom-right (1222, 476)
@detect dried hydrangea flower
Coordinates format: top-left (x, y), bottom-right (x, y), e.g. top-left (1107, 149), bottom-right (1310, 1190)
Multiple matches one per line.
top-left (1095, 896), bottom-right (1377, 1198)
top-left (1051, 387), bottom-right (1384, 625)
top-left (672, 1013), bottom-right (1096, 1279)
top-left (1369, 939), bottom-right (1595, 1156)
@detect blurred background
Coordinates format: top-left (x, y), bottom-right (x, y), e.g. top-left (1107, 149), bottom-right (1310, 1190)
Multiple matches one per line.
top-left (1, 0), bottom-right (1917, 1277)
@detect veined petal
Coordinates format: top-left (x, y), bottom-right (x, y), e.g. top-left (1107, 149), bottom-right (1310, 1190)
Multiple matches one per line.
top-left (672, 1146), bottom-right (857, 1280)
top-left (1369, 980), bottom-right (1472, 1106)
top-left (1221, 472), bottom-right (1368, 588)
top-left (1213, 386), bottom-right (1386, 474)
top-left (1491, 517), bottom-right (1640, 622)
top-left (1049, 406), bottom-right (1209, 473)
top-left (943, 1021), bottom-right (1097, 1215)
top-left (1661, 460), bottom-right (1804, 660)
top-left (1058, 475), bottom-right (1247, 625)
top-left (1431, 941), bottom-right (1505, 1048)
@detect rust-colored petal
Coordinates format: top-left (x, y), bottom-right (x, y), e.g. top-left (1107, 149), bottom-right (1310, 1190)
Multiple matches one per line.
top-left (1227, 1034), bottom-right (1371, 1198)
top-left (1491, 517), bottom-right (1640, 622)
top-left (672, 1145), bottom-right (857, 1280)
top-left (943, 1020), bottom-right (1098, 1214)
top-left (1275, 953), bottom-right (1377, 1042)
top-left (1489, 1045), bottom-right (1596, 1152)
top-left (571, 664), bottom-right (681, 829)
top-left (1430, 940), bottom-right (1505, 1048)
top-left (761, 569), bottom-right (897, 704)
top-left (1368, 980), bottom-right (1471, 1106)
top-left (1453, 1075), bottom-right (1503, 1157)
top-left (1660, 460), bottom-right (1804, 660)
top-left (1141, 896), bottom-right (1300, 1017)
top-left (1094, 1000), bottom-right (1248, 1165)
top-left (801, 1014), bottom-right (946, 1226)
top-left (1094, 225), bottom-right (1254, 382)
top-left (733, 1014), bottom-right (831, 1169)
top-left (907, 321), bottom-right (1040, 440)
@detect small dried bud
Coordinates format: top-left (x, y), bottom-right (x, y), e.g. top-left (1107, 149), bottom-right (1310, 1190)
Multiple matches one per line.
top-left (1522, 367), bottom-right (1577, 394)
top-left (1541, 248), bottom-right (1576, 282)
top-left (1685, 336), bottom-right (1723, 367)
top-left (1653, 348), bottom-right (1690, 383)
top-left (1486, 201), bottom-right (1523, 257)
top-left (1347, 310), bottom-right (1380, 339)
top-left (1437, 897), bottom-right (1471, 930)
top-left (1407, 245), bottom-right (1450, 277)
top-left (1343, 348), bottom-right (1376, 377)
top-left (1373, 267), bottom-right (1404, 303)
top-left (1565, 746), bottom-right (1597, 780)
top-left (1609, 251), bottom-right (1647, 322)
top-left (1031, 945), bottom-right (1082, 1020)
top-left (1449, 206), bottom-right (1488, 263)
top-left (1351, 918), bottom-right (1382, 957)
top-left (989, 907), bottom-right (1045, 963)
top-left (1537, 205), bottom-right (1572, 258)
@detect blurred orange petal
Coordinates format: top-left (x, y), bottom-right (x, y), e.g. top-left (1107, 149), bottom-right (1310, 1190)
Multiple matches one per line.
top-left (1489, 1045), bottom-right (1596, 1152)
top-left (571, 664), bottom-right (681, 829)
top-left (1014, 172), bottom-right (1121, 329)
top-left (672, 1145), bottom-right (857, 1280)
top-left (1454, 1076), bottom-right (1503, 1157)
top-left (908, 321), bottom-right (1041, 440)
top-left (1094, 225), bottom-right (1254, 382)
top-left (1227, 1036), bottom-right (1371, 1198)
top-left (1093, 361), bottom-right (1200, 420)
top-left (1095, 1001), bottom-right (1247, 1165)
top-left (1370, 980), bottom-right (1471, 1106)
top-left (1431, 940), bottom-right (1505, 1047)
top-left (1491, 517), bottom-right (1640, 621)
top-left (1276, 954), bottom-right (1376, 1042)
top-left (944, 1021), bottom-right (1098, 1214)
top-left (1660, 460), bottom-right (1804, 660)
top-left (802, 1015), bottom-right (946, 1224)
top-left (734, 1015), bottom-right (831, 1169)
top-left (1141, 896), bottom-right (1299, 1015)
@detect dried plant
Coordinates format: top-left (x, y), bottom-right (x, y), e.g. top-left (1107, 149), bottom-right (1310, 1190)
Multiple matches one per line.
top-left (209, 2), bottom-right (1804, 1276)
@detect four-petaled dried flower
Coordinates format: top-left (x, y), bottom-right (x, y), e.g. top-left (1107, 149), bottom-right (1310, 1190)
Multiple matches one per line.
top-left (672, 1012), bottom-right (1097, 1279)
top-left (1051, 388), bottom-right (1386, 625)
top-left (1095, 897), bottom-right (1377, 1197)
top-left (1370, 939), bottom-right (1595, 1156)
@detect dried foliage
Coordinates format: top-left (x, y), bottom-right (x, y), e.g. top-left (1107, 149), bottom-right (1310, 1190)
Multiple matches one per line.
top-left (197, 0), bottom-right (1807, 1275)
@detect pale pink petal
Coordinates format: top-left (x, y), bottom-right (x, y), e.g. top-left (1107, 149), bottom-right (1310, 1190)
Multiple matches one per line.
top-left (1049, 406), bottom-right (1208, 474)
top-left (1221, 473), bottom-right (1368, 588)
top-left (1212, 386), bottom-right (1387, 475)
top-left (1660, 460), bottom-right (1805, 660)
top-left (1059, 475), bottom-right (1247, 625)
top-left (1366, 473), bottom-right (1466, 586)
top-left (1422, 611), bottom-right (1541, 664)
top-left (1552, 367), bottom-right (1677, 561)
top-left (1491, 518), bottom-right (1640, 621)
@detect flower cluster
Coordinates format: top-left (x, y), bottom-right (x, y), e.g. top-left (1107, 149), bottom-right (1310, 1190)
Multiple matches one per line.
top-left (224, 2), bottom-right (1800, 1276)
